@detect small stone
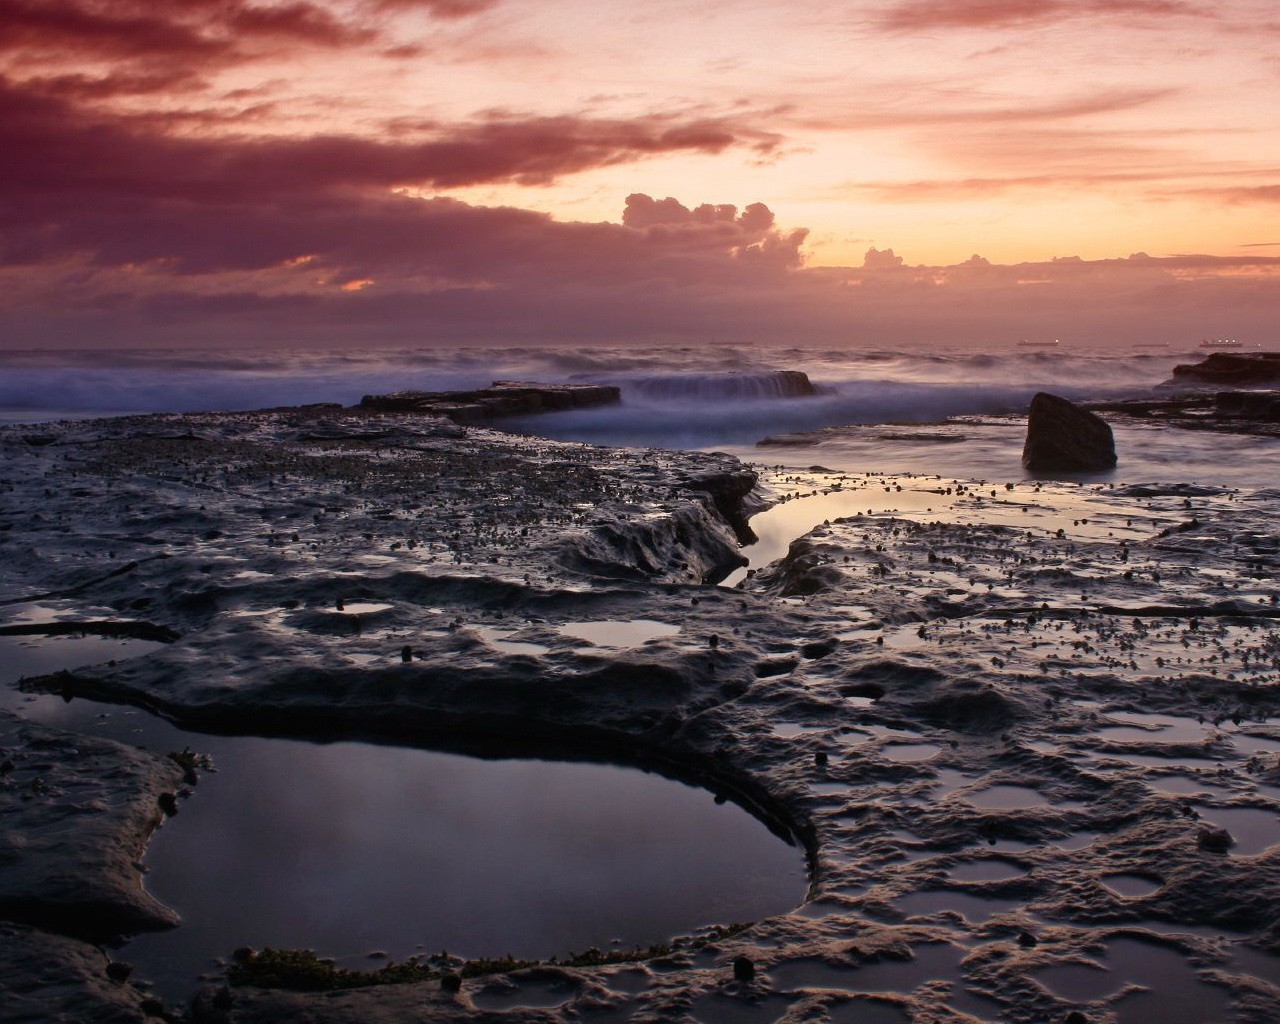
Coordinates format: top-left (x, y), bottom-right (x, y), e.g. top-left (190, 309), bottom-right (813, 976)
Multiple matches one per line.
top-left (1065, 1012), bottom-right (1089, 1024)
top-left (441, 972), bottom-right (462, 993)
top-left (1017, 931), bottom-right (1038, 948)
top-left (814, 751), bottom-right (828, 767)
top-left (732, 955), bottom-right (755, 982)
top-left (401, 645), bottom-right (413, 662)
top-left (158, 792), bottom-right (179, 816)
top-left (1198, 825), bottom-right (1233, 852)
top-left (106, 961), bottom-right (133, 982)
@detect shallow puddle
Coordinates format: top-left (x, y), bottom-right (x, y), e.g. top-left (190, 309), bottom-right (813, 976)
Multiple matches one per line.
top-left (1035, 937), bottom-right (1230, 1024)
top-left (772, 722), bottom-right (829, 738)
top-left (0, 635), bottom-right (807, 1003)
top-left (930, 768), bottom-right (974, 796)
top-left (949, 859), bottom-right (1028, 883)
top-left (690, 992), bottom-right (795, 1024)
top-left (1231, 944), bottom-right (1280, 989)
top-left (1145, 774), bottom-right (1229, 797)
top-left (827, 1000), bottom-right (912, 1024)
top-left (770, 942), bottom-right (966, 993)
top-left (1229, 732), bottom-right (1280, 756)
top-left (555, 619), bottom-right (680, 648)
top-left (881, 742), bottom-right (940, 763)
top-left (948, 987), bottom-right (1005, 1022)
top-left (473, 626), bottom-right (551, 657)
top-left (894, 890), bottom-right (1022, 924)
top-left (1, 631), bottom-right (169, 684)
top-left (1191, 805), bottom-right (1280, 856)
top-left (331, 602), bottom-right (393, 615)
top-left (1100, 751), bottom-right (1223, 769)
top-left (1101, 712), bottom-right (1210, 744)
top-left (967, 785), bottom-right (1055, 810)
top-left (1102, 874), bottom-right (1163, 899)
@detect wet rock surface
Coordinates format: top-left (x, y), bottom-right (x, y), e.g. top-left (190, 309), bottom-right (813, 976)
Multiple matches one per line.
top-left (1022, 392), bottom-right (1117, 473)
top-left (2, 411), bottom-right (1280, 1023)
top-left (0, 714), bottom-right (184, 1023)
top-left (0, 712), bottom-right (183, 942)
top-left (358, 380), bottom-right (620, 422)
top-left (1171, 353), bottom-right (1280, 387)
top-left (1085, 392), bottom-right (1280, 437)
top-left (0, 922), bottom-right (164, 1024)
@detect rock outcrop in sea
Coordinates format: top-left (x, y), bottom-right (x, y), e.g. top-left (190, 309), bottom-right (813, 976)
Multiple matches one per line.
top-left (1022, 391), bottom-right (1117, 472)
top-left (358, 381), bottom-right (621, 422)
top-left (1171, 352), bottom-right (1280, 386)
top-left (625, 369), bottom-right (819, 402)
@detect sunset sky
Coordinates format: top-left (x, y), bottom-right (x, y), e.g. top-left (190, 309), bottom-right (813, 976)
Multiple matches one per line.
top-left (2, 0), bottom-right (1279, 348)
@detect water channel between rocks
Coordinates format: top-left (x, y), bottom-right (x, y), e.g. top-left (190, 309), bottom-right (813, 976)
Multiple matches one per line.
top-left (0, 633), bottom-right (808, 1004)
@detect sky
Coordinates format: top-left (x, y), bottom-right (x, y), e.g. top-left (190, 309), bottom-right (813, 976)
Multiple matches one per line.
top-left (1, 0), bottom-right (1278, 349)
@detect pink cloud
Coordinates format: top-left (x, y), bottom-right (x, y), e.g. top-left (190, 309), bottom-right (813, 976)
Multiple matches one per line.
top-left (877, 0), bottom-right (1204, 32)
top-left (0, 79), bottom-right (778, 215)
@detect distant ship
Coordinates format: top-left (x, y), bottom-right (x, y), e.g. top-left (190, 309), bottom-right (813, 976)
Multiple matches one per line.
top-left (1017, 339), bottom-right (1060, 348)
top-left (1200, 338), bottom-right (1243, 349)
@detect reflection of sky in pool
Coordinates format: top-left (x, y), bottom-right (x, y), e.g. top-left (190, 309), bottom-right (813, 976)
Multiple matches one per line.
top-left (0, 632), bottom-right (807, 1004)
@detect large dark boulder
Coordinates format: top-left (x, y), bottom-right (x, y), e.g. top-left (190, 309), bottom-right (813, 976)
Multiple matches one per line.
top-left (1022, 392), bottom-right (1116, 473)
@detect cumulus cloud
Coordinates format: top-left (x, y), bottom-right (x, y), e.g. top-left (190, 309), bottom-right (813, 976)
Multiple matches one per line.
top-left (620, 195), bottom-right (806, 265)
top-left (862, 247), bottom-right (906, 270)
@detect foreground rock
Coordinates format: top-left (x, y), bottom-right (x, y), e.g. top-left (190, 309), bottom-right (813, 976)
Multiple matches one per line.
top-left (0, 922), bottom-right (163, 1024)
top-left (0, 713), bottom-right (185, 1023)
top-left (1170, 352), bottom-right (1280, 386)
top-left (4, 413), bottom-right (1280, 1024)
top-left (1022, 391), bottom-right (1117, 472)
top-left (358, 381), bottom-right (620, 422)
top-left (0, 712), bottom-right (183, 941)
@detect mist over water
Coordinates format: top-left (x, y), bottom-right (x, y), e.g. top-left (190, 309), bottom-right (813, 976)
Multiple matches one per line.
top-left (6, 341), bottom-right (1261, 483)
top-left (0, 343), bottom-right (1184, 435)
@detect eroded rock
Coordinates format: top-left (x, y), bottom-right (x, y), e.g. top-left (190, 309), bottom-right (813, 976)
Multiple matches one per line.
top-left (0, 713), bottom-right (183, 942)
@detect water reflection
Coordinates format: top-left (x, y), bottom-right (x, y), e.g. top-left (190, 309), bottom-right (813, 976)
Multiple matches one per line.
top-left (0, 634), bottom-right (807, 1003)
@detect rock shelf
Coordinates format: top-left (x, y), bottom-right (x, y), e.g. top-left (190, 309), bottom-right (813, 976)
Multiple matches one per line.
top-left (2, 409), bottom-right (1280, 1024)
top-left (357, 381), bottom-right (621, 422)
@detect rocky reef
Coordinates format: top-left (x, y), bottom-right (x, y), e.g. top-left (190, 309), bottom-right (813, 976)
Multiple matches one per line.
top-left (358, 381), bottom-right (621, 422)
top-left (625, 370), bottom-right (820, 402)
top-left (1170, 353), bottom-right (1280, 387)
top-left (2, 408), bottom-right (1280, 1024)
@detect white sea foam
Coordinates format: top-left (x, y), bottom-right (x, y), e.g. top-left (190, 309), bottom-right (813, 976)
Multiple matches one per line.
top-left (3, 342), bottom-right (1260, 484)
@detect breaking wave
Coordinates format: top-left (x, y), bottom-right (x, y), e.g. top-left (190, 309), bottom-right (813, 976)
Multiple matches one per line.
top-left (0, 343), bottom-right (1192, 447)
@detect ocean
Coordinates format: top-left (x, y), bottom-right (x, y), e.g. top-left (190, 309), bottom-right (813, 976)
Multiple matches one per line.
top-left (1, 343), bottom-right (1270, 487)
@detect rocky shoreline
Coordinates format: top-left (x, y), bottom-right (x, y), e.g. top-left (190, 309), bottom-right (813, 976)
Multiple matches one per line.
top-left (2, 403), bottom-right (1280, 1024)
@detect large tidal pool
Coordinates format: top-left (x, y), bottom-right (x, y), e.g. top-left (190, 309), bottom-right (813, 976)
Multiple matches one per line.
top-left (0, 631), bottom-right (808, 1002)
